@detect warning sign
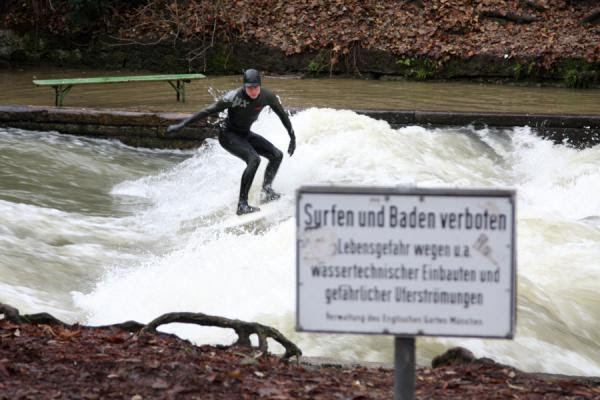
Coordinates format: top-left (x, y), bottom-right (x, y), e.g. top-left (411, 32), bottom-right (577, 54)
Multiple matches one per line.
top-left (296, 186), bottom-right (516, 338)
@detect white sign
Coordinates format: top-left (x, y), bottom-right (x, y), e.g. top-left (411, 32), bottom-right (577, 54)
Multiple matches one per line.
top-left (296, 186), bottom-right (516, 338)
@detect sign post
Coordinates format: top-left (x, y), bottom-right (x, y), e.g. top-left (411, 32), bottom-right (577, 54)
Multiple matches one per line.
top-left (296, 186), bottom-right (516, 399)
top-left (394, 337), bottom-right (415, 400)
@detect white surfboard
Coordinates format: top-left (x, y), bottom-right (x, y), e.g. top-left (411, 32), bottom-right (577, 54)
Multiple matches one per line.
top-left (217, 201), bottom-right (282, 231)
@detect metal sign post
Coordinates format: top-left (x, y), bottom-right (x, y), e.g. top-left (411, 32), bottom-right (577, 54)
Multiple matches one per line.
top-left (295, 186), bottom-right (517, 399)
top-left (394, 337), bottom-right (415, 400)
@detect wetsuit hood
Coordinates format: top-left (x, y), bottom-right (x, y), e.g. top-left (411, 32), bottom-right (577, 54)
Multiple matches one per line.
top-left (243, 69), bottom-right (261, 87)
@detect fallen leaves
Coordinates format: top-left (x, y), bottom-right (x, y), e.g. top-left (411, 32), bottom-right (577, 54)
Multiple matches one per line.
top-left (3, 0), bottom-right (599, 69)
top-left (40, 324), bottom-right (82, 341)
top-left (2, 319), bottom-right (600, 399)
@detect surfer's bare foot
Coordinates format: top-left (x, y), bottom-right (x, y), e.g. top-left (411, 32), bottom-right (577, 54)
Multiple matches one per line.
top-left (261, 186), bottom-right (281, 204)
top-left (237, 201), bottom-right (260, 215)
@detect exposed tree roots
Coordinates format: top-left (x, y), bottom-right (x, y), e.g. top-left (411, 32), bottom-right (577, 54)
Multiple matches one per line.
top-left (0, 303), bottom-right (302, 359)
top-left (142, 312), bottom-right (302, 359)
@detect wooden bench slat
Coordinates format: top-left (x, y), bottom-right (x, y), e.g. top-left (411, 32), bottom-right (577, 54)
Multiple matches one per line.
top-left (33, 73), bottom-right (206, 86)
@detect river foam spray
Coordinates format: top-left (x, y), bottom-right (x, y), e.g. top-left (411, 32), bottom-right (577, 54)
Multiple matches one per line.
top-left (1, 107), bottom-right (598, 375)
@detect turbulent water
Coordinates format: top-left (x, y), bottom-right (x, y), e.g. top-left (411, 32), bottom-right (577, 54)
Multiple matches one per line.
top-left (2, 108), bottom-right (600, 376)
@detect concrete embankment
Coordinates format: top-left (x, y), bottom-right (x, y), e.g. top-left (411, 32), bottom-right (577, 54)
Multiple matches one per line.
top-left (1, 105), bottom-right (599, 149)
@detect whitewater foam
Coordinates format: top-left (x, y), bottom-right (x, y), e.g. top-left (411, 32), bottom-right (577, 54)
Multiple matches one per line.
top-left (3, 108), bottom-right (599, 375)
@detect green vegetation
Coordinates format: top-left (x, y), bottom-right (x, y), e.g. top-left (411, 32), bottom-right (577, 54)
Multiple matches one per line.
top-left (512, 62), bottom-right (523, 80)
top-left (561, 60), bottom-right (598, 88)
top-left (396, 58), bottom-right (442, 81)
top-left (307, 61), bottom-right (321, 74)
top-left (512, 61), bottom-right (537, 81)
top-left (306, 52), bottom-right (329, 75)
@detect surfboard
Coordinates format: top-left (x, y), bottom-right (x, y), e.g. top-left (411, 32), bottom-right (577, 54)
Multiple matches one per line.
top-left (217, 200), bottom-right (282, 231)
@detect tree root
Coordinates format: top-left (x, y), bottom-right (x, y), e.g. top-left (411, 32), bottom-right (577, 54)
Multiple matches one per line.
top-left (142, 312), bottom-right (302, 360)
top-left (481, 10), bottom-right (536, 24)
top-left (0, 303), bottom-right (23, 323)
top-left (0, 303), bottom-right (302, 360)
top-left (0, 303), bottom-right (65, 325)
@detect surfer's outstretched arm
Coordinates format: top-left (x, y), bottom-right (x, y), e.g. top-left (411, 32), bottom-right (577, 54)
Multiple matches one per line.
top-left (167, 99), bottom-right (230, 134)
top-left (267, 93), bottom-right (296, 156)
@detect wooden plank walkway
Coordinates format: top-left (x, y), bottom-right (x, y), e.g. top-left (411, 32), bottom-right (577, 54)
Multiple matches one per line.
top-left (33, 73), bottom-right (206, 106)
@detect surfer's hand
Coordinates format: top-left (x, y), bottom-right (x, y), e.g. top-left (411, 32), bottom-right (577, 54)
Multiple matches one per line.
top-left (166, 123), bottom-right (183, 135)
top-left (287, 134), bottom-right (296, 156)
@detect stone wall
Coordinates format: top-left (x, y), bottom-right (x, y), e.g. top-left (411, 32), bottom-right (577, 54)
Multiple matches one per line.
top-left (1, 105), bottom-right (599, 149)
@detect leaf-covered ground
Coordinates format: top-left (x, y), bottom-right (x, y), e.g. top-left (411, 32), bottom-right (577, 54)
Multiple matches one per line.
top-left (2, 319), bottom-right (600, 399)
top-left (3, 0), bottom-right (600, 69)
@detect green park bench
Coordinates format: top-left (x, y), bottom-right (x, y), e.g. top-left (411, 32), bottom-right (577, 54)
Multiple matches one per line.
top-left (33, 73), bottom-right (206, 107)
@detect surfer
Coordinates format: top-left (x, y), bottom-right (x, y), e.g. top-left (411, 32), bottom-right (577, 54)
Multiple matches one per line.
top-left (167, 69), bottom-right (296, 215)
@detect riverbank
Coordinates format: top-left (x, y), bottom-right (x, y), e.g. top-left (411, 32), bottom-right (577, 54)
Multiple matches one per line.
top-left (1, 1), bottom-right (599, 87)
top-left (2, 314), bottom-right (600, 399)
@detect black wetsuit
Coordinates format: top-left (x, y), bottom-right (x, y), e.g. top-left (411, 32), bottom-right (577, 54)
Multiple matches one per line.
top-left (174, 87), bottom-right (294, 204)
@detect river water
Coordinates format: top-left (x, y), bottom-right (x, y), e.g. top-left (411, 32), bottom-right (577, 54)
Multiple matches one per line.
top-left (1, 68), bottom-right (600, 376)
top-left (2, 67), bottom-right (600, 113)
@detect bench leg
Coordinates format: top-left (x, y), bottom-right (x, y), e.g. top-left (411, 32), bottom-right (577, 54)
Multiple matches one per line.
top-left (168, 80), bottom-right (187, 103)
top-left (53, 86), bottom-right (60, 106)
top-left (53, 85), bottom-right (72, 107)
